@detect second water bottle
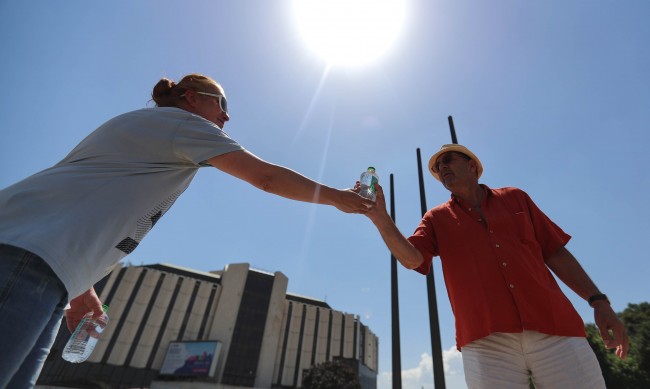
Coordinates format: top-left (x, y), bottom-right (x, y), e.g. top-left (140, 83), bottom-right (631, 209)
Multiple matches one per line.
top-left (62, 304), bottom-right (109, 363)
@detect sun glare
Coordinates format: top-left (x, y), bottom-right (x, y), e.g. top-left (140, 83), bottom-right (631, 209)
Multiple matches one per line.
top-left (293, 0), bottom-right (406, 67)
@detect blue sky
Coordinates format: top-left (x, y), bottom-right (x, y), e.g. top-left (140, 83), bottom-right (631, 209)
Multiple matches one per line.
top-left (1, 1), bottom-right (648, 388)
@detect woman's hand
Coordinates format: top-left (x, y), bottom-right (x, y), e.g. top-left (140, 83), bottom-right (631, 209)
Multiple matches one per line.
top-left (65, 287), bottom-right (104, 333)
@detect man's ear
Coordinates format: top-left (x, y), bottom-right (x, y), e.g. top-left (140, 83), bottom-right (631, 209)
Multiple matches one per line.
top-left (468, 159), bottom-right (479, 177)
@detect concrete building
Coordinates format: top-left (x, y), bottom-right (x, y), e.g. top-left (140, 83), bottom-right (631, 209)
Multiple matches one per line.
top-left (37, 262), bottom-right (378, 388)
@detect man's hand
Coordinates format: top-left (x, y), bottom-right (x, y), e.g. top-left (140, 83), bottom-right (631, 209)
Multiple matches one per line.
top-left (546, 248), bottom-right (630, 359)
top-left (593, 301), bottom-right (629, 359)
top-left (65, 287), bottom-right (104, 333)
top-left (353, 182), bottom-right (424, 269)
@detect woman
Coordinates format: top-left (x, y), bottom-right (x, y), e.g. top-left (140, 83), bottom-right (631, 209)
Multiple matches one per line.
top-left (0, 73), bottom-right (373, 388)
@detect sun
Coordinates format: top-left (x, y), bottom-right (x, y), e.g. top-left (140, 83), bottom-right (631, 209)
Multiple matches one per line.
top-left (292, 0), bottom-right (407, 67)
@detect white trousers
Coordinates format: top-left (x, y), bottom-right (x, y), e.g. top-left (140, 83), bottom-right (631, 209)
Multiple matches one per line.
top-left (461, 330), bottom-right (606, 389)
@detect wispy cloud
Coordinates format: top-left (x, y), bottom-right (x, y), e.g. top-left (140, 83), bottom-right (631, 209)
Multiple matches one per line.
top-left (378, 346), bottom-right (465, 389)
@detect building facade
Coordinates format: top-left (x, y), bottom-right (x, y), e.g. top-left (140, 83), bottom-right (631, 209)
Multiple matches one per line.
top-left (37, 262), bottom-right (378, 388)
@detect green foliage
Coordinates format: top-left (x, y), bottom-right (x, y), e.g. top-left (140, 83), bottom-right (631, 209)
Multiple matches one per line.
top-left (620, 302), bottom-right (650, 374)
top-left (586, 302), bottom-right (650, 389)
top-left (301, 359), bottom-right (361, 389)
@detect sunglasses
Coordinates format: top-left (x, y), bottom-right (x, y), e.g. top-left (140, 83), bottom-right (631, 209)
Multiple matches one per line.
top-left (196, 91), bottom-right (228, 114)
top-left (434, 153), bottom-right (470, 172)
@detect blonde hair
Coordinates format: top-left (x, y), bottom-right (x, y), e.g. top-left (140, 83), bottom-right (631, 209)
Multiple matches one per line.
top-left (151, 73), bottom-right (224, 107)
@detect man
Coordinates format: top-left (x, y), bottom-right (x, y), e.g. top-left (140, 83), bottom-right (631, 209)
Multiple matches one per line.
top-left (364, 144), bottom-right (628, 388)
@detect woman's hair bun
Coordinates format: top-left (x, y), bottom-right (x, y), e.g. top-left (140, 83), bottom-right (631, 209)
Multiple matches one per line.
top-left (151, 78), bottom-right (178, 107)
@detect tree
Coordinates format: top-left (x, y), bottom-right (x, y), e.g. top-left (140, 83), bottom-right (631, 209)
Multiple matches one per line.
top-left (585, 302), bottom-right (650, 389)
top-left (301, 359), bottom-right (361, 389)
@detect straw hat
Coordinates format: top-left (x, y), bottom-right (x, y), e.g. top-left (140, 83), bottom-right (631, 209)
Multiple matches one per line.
top-left (428, 144), bottom-right (483, 181)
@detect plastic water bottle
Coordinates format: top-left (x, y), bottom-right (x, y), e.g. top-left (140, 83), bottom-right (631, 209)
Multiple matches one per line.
top-left (62, 304), bottom-right (109, 363)
top-left (359, 167), bottom-right (379, 201)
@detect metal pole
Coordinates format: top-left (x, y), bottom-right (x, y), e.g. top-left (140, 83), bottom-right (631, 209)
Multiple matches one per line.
top-left (416, 148), bottom-right (446, 389)
top-left (448, 116), bottom-right (458, 144)
top-left (389, 174), bottom-right (402, 389)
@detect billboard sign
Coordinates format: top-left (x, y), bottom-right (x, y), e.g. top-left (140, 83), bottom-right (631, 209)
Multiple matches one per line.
top-left (160, 341), bottom-right (221, 377)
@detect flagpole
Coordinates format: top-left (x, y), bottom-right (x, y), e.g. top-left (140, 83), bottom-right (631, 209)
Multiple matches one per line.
top-left (416, 148), bottom-right (446, 389)
top-left (448, 115), bottom-right (458, 144)
top-left (389, 174), bottom-right (403, 389)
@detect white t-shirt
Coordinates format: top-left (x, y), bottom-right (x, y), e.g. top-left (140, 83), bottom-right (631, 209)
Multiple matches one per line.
top-left (0, 107), bottom-right (245, 298)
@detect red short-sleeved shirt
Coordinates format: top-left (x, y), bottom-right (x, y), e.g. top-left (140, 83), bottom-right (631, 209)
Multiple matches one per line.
top-left (407, 185), bottom-right (586, 350)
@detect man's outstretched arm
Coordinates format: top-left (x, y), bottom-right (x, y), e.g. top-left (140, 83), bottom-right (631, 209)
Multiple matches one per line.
top-left (364, 183), bottom-right (424, 269)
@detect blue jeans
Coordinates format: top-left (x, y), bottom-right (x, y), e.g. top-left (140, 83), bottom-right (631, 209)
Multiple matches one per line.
top-left (0, 244), bottom-right (68, 389)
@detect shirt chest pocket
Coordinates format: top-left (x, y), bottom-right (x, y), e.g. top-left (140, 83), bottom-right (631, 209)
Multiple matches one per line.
top-left (512, 210), bottom-right (536, 243)
top-left (487, 209), bottom-right (535, 243)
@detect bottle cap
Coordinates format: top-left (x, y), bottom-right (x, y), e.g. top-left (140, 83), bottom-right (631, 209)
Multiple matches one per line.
top-left (367, 166), bottom-right (375, 172)
top-left (102, 304), bottom-right (109, 313)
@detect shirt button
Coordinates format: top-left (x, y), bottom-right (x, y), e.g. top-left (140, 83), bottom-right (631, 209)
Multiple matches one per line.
top-left (509, 284), bottom-right (515, 288)
top-left (490, 230), bottom-right (494, 233)
top-left (502, 262), bottom-right (507, 267)
top-left (478, 218), bottom-right (483, 222)
top-left (495, 244), bottom-right (500, 248)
